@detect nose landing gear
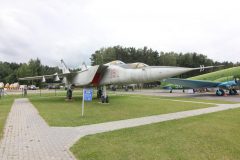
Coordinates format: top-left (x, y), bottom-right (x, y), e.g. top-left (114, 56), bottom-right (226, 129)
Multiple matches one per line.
top-left (216, 89), bottom-right (225, 96)
top-left (98, 86), bottom-right (109, 103)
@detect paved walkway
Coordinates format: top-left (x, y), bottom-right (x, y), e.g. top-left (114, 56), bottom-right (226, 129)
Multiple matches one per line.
top-left (0, 98), bottom-right (240, 160)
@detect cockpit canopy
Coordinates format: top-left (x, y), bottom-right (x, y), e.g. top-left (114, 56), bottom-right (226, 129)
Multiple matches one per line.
top-left (130, 62), bottom-right (149, 68)
top-left (105, 60), bottom-right (125, 65)
top-left (105, 60), bottom-right (148, 69)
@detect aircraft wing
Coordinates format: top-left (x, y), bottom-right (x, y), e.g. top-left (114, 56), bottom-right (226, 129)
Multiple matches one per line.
top-left (19, 76), bottom-right (44, 81)
top-left (164, 78), bottom-right (221, 89)
top-left (18, 72), bottom-right (73, 82)
top-left (19, 64), bottom-right (109, 86)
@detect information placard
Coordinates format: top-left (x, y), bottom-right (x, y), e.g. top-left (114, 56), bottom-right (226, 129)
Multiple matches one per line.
top-left (84, 88), bottom-right (93, 101)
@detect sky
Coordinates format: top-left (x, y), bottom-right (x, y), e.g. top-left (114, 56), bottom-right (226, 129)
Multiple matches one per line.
top-left (0, 0), bottom-right (240, 68)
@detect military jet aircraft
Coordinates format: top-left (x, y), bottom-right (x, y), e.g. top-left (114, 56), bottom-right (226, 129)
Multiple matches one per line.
top-left (19, 60), bottom-right (216, 102)
top-left (163, 78), bottom-right (240, 96)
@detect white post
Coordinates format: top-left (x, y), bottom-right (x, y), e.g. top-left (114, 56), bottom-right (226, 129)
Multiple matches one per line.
top-left (82, 88), bottom-right (84, 116)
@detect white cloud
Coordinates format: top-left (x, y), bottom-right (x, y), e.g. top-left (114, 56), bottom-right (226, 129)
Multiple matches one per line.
top-left (0, 0), bottom-right (240, 67)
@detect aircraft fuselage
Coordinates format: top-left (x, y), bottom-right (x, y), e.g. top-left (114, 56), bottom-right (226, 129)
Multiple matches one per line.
top-left (99, 65), bottom-right (193, 85)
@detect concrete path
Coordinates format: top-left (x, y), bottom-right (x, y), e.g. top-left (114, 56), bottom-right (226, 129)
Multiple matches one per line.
top-left (0, 98), bottom-right (240, 160)
top-left (0, 99), bottom-right (78, 160)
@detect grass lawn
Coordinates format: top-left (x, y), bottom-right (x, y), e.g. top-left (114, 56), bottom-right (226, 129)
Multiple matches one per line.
top-left (0, 96), bottom-right (14, 139)
top-left (163, 97), bottom-right (238, 104)
top-left (128, 94), bottom-right (237, 104)
top-left (189, 66), bottom-right (240, 81)
top-left (29, 95), bottom-right (215, 127)
top-left (71, 107), bottom-right (240, 160)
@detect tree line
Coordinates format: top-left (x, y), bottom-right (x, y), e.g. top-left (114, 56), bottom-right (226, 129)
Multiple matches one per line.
top-left (90, 46), bottom-right (238, 78)
top-left (1, 46), bottom-right (239, 84)
top-left (0, 59), bottom-right (61, 84)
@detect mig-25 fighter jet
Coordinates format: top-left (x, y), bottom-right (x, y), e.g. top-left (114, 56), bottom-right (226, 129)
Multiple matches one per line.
top-left (19, 60), bottom-right (216, 103)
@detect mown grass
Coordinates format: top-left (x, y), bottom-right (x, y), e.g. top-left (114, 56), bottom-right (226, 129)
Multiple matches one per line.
top-left (14, 89), bottom-right (82, 98)
top-left (127, 94), bottom-right (237, 104)
top-left (29, 95), bottom-right (215, 127)
top-left (214, 76), bottom-right (234, 82)
top-left (189, 66), bottom-right (240, 81)
top-left (162, 96), bottom-right (238, 104)
top-left (0, 96), bottom-right (14, 139)
top-left (71, 107), bottom-right (240, 160)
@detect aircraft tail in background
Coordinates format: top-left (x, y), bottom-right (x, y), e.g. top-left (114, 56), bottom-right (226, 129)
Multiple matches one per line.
top-left (60, 59), bottom-right (70, 74)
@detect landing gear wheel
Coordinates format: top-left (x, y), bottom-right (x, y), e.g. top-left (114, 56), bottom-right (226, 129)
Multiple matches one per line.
top-left (101, 95), bottom-right (109, 103)
top-left (105, 96), bottom-right (109, 103)
top-left (216, 89), bottom-right (225, 96)
top-left (97, 89), bottom-right (102, 98)
top-left (100, 86), bottom-right (109, 103)
top-left (233, 89), bottom-right (238, 95)
top-left (66, 87), bottom-right (73, 100)
top-left (220, 89), bottom-right (225, 96)
top-left (229, 89), bottom-right (235, 95)
top-left (101, 95), bottom-right (105, 103)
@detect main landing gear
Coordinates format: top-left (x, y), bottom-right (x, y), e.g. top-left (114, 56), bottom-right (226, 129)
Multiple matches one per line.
top-left (216, 89), bottom-right (225, 96)
top-left (216, 89), bottom-right (238, 96)
top-left (97, 86), bottom-right (109, 103)
top-left (229, 89), bottom-right (238, 95)
top-left (66, 85), bottom-right (73, 100)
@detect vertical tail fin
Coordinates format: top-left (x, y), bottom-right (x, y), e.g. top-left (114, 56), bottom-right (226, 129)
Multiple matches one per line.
top-left (60, 59), bottom-right (70, 74)
top-left (80, 62), bottom-right (88, 71)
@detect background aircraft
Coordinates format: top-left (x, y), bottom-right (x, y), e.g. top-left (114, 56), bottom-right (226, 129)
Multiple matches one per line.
top-left (19, 60), bottom-right (216, 102)
top-left (163, 78), bottom-right (240, 96)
